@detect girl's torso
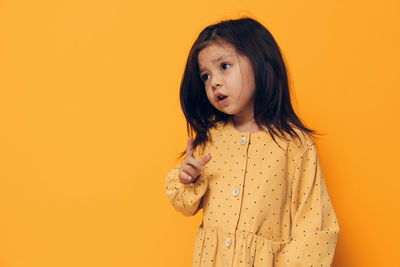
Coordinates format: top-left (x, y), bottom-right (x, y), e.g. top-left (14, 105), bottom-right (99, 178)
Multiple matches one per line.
top-left (197, 118), bottom-right (312, 241)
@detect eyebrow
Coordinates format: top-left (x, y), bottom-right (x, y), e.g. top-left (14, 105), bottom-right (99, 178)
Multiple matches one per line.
top-left (199, 54), bottom-right (233, 73)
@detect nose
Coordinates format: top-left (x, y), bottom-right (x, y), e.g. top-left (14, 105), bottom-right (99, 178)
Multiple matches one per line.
top-left (210, 74), bottom-right (223, 90)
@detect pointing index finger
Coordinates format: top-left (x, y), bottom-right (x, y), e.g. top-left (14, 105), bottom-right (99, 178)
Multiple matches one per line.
top-left (186, 137), bottom-right (194, 158)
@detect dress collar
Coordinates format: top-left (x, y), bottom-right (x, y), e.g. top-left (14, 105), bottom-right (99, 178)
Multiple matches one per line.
top-left (225, 117), bottom-right (269, 138)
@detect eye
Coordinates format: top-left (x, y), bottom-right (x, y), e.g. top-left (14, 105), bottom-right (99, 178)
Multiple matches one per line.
top-left (200, 62), bottom-right (231, 82)
top-left (220, 62), bottom-right (231, 71)
top-left (200, 73), bottom-right (210, 82)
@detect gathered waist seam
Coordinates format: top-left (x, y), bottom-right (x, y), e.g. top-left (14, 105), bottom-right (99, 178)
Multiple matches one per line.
top-left (198, 225), bottom-right (289, 245)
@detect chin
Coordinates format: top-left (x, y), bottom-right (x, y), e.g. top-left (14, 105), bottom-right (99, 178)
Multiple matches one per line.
top-left (212, 102), bottom-right (235, 115)
top-left (217, 108), bottom-right (234, 115)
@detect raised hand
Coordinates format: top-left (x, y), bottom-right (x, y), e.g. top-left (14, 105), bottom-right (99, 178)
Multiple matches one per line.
top-left (178, 137), bottom-right (212, 184)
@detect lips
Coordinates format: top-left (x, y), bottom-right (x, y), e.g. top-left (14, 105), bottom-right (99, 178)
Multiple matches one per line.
top-left (218, 95), bottom-right (227, 101)
top-left (215, 93), bottom-right (228, 102)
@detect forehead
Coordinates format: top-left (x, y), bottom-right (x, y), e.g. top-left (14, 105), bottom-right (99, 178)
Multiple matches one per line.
top-left (198, 43), bottom-right (237, 71)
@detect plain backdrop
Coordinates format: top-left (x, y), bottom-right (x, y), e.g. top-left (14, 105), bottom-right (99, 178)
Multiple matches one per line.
top-left (0, 0), bottom-right (399, 266)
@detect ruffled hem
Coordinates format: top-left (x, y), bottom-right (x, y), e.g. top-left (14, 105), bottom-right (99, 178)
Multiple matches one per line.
top-left (192, 225), bottom-right (287, 267)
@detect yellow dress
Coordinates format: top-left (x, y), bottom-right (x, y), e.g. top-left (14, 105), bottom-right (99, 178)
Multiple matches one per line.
top-left (165, 118), bottom-right (340, 267)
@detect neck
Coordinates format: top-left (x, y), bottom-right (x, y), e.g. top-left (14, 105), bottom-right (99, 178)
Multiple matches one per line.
top-left (232, 114), bottom-right (255, 127)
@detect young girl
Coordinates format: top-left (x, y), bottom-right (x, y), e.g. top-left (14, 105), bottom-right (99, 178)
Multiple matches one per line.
top-left (165, 17), bottom-right (340, 267)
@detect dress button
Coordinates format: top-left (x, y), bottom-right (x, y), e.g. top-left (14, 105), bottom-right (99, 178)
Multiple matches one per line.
top-left (225, 237), bottom-right (232, 247)
top-left (240, 137), bottom-right (247, 145)
top-left (232, 188), bottom-right (240, 196)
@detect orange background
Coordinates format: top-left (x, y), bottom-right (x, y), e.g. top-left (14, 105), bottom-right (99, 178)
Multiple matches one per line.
top-left (1, 1), bottom-right (399, 266)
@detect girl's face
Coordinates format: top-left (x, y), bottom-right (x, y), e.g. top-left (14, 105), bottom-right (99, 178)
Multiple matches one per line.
top-left (198, 42), bottom-right (256, 122)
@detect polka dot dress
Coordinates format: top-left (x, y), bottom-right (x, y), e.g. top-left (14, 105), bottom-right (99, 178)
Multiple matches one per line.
top-left (165, 118), bottom-right (340, 267)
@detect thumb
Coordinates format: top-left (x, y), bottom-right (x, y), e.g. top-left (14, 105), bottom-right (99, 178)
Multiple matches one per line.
top-left (199, 153), bottom-right (212, 167)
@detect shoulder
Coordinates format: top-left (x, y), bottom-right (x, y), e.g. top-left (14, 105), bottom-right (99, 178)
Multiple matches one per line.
top-left (211, 120), bottom-right (229, 131)
top-left (207, 120), bottom-right (230, 138)
top-left (284, 126), bottom-right (315, 160)
top-left (193, 121), bottom-right (227, 158)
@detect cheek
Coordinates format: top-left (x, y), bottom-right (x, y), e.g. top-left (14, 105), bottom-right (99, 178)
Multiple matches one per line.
top-left (205, 89), bottom-right (214, 103)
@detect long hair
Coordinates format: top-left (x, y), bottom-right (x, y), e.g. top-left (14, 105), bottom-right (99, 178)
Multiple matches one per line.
top-left (178, 16), bottom-right (323, 160)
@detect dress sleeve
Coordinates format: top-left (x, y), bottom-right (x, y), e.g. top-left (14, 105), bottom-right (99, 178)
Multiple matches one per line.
top-left (275, 143), bottom-right (340, 267)
top-left (164, 144), bottom-right (208, 217)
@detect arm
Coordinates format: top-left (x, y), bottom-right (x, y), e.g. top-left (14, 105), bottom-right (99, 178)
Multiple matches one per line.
top-left (275, 143), bottom-right (340, 266)
top-left (164, 145), bottom-right (208, 217)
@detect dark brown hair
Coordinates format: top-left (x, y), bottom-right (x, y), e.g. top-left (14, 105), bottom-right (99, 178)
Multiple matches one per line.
top-left (178, 16), bottom-right (323, 160)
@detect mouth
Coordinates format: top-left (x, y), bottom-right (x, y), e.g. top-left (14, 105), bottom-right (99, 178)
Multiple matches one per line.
top-left (217, 95), bottom-right (227, 102)
top-left (216, 95), bottom-right (228, 105)
top-left (216, 94), bottom-right (228, 102)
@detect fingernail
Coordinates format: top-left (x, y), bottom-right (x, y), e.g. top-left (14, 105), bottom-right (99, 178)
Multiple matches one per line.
top-left (200, 166), bottom-right (204, 170)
